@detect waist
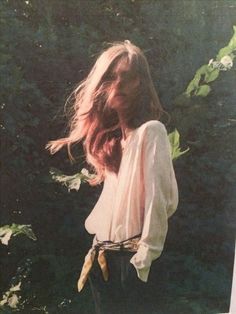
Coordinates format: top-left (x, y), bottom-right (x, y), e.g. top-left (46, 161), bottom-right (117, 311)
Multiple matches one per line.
top-left (94, 233), bottom-right (141, 252)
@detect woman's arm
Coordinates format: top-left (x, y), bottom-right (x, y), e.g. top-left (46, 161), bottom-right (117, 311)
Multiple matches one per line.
top-left (130, 121), bottom-right (178, 282)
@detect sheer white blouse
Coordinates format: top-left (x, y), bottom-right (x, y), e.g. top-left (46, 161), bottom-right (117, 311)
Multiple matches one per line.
top-left (85, 120), bottom-right (178, 282)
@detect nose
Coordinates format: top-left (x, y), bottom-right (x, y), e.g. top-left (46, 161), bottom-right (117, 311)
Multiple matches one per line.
top-left (114, 77), bottom-right (124, 91)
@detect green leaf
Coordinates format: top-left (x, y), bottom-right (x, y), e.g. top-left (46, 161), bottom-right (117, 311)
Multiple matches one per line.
top-left (18, 225), bottom-right (37, 241)
top-left (185, 65), bottom-right (209, 97)
top-left (217, 46), bottom-right (233, 60)
top-left (185, 73), bottom-right (201, 97)
top-left (204, 68), bottom-right (219, 83)
top-left (168, 129), bottom-right (190, 161)
top-left (9, 283), bottom-right (21, 293)
top-left (194, 85), bottom-right (211, 97)
top-left (197, 65), bottom-right (209, 75)
top-left (227, 25), bottom-right (236, 50)
top-left (49, 167), bottom-right (95, 191)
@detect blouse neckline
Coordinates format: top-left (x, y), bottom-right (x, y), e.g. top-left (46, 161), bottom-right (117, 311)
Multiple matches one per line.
top-left (120, 128), bottom-right (136, 151)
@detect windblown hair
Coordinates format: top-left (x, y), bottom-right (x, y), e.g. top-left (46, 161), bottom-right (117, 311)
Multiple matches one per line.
top-left (46, 41), bottom-right (164, 185)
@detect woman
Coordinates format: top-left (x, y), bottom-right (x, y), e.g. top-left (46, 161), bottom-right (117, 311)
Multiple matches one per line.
top-left (46, 40), bottom-right (178, 314)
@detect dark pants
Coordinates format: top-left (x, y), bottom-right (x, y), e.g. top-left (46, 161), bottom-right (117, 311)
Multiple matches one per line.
top-left (88, 250), bottom-right (159, 314)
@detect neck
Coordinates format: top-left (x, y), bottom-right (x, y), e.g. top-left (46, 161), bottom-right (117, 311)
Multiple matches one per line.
top-left (120, 123), bottom-right (132, 140)
top-left (117, 112), bottom-right (127, 139)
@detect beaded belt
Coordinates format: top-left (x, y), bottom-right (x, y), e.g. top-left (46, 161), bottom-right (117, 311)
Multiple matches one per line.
top-left (77, 234), bottom-right (141, 292)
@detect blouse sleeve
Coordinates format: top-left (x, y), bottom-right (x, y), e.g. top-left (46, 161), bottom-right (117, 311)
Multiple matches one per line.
top-left (130, 121), bottom-right (178, 282)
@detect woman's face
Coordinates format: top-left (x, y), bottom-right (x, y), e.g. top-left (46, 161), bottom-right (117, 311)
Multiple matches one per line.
top-left (105, 59), bottom-right (140, 112)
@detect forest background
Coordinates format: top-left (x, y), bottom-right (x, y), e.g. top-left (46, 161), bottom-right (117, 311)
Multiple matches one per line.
top-left (1, 0), bottom-right (236, 313)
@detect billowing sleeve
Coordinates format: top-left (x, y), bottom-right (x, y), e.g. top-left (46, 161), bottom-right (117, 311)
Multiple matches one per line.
top-left (130, 121), bottom-right (178, 282)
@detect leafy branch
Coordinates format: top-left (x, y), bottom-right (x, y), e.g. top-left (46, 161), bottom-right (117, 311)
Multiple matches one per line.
top-left (49, 167), bottom-right (95, 192)
top-left (0, 224), bottom-right (37, 246)
top-left (0, 282), bottom-right (21, 310)
top-left (0, 225), bottom-right (36, 310)
top-left (184, 25), bottom-right (236, 98)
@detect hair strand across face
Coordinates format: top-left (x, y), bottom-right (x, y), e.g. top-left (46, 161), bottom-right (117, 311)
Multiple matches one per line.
top-left (46, 41), bottom-right (164, 185)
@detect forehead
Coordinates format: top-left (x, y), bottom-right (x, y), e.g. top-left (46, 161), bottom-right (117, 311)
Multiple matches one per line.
top-left (112, 57), bottom-right (138, 75)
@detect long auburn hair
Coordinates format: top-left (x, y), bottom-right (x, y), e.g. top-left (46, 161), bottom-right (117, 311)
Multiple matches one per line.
top-left (46, 41), bottom-right (164, 185)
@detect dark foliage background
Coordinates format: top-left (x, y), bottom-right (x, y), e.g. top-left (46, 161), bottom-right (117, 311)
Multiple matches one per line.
top-left (1, 0), bottom-right (235, 313)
